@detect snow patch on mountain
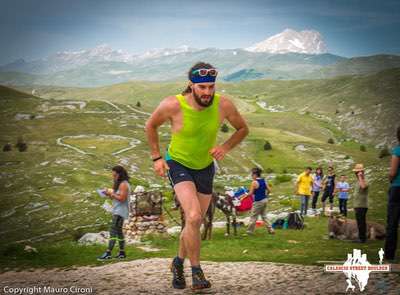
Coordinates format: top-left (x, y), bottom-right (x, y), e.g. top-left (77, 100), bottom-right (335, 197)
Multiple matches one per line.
top-left (246, 29), bottom-right (327, 54)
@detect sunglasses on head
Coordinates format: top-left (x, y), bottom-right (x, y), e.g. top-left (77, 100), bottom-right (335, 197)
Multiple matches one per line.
top-left (192, 68), bottom-right (218, 77)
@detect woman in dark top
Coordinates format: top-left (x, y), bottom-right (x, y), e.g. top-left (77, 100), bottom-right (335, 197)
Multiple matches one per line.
top-left (246, 167), bottom-right (274, 235)
top-left (321, 166), bottom-right (336, 214)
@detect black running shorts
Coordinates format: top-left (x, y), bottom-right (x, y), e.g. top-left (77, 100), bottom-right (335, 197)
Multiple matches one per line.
top-left (166, 159), bottom-right (215, 195)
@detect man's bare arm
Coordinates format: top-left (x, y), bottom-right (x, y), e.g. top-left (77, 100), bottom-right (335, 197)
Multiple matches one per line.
top-left (220, 97), bottom-right (249, 151)
top-left (145, 96), bottom-right (175, 158)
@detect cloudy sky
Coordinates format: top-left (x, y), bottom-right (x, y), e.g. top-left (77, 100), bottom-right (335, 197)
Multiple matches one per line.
top-left (0, 0), bottom-right (399, 64)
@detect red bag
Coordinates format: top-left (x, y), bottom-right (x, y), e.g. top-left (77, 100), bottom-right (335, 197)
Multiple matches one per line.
top-left (236, 194), bottom-right (253, 212)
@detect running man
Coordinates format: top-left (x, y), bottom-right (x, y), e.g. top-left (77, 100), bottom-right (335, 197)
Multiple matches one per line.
top-left (145, 62), bottom-right (248, 290)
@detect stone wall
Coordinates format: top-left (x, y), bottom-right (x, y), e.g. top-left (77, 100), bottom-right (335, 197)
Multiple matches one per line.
top-left (123, 190), bottom-right (167, 240)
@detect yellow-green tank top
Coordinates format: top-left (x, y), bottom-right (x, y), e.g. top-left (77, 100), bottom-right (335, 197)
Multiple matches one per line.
top-left (168, 93), bottom-right (220, 169)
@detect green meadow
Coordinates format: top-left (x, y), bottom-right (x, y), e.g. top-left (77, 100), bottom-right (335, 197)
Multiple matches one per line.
top-left (0, 69), bottom-right (398, 269)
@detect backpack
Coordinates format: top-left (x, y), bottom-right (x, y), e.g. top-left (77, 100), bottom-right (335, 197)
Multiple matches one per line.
top-left (272, 218), bottom-right (285, 229)
top-left (287, 212), bottom-right (304, 230)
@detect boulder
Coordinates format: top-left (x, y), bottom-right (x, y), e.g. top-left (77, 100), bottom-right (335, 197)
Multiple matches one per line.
top-left (78, 231), bottom-right (109, 245)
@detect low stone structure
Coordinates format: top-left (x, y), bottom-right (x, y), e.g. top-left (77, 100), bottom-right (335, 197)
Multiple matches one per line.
top-left (123, 188), bottom-right (167, 240)
top-left (123, 215), bottom-right (167, 240)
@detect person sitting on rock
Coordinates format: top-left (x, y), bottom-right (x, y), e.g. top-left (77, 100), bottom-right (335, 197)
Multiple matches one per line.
top-left (98, 165), bottom-right (131, 260)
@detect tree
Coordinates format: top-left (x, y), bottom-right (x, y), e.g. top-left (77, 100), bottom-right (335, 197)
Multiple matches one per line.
top-left (136, 101), bottom-right (141, 107)
top-left (327, 138), bottom-right (335, 144)
top-left (360, 145), bottom-right (367, 152)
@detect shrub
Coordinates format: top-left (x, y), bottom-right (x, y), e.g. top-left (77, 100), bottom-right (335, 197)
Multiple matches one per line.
top-left (360, 145), bottom-right (367, 152)
top-left (3, 143), bottom-right (12, 152)
top-left (327, 138), bottom-right (335, 144)
top-left (136, 101), bottom-right (141, 107)
top-left (264, 140), bottom-right (272, 150)
top-left (379, 146), bottom-right (390, 158)
top-left (221, 123), bottom-right (229, 133)
top-left (16, 137), bottom-right (27, 152)
top-left (274, 174), bottom-right (292, 184)
top-left (265, 167), bottom-right (274, 173)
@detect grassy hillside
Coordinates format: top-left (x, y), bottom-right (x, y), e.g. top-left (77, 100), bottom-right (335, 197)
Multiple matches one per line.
top-left (17, 68), bottom-right (400, 145)
top-left (0, 70), bottom-right (393, 251)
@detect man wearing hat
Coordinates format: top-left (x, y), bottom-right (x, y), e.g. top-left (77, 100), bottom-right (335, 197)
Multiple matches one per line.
top-left (145, 62), bottom-right (248, 289)
top-left (352, 163), bottom-right (369, 243)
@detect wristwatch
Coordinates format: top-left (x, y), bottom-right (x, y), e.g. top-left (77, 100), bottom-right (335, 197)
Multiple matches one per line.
top-left (152, 156), bottom-right (163, 162)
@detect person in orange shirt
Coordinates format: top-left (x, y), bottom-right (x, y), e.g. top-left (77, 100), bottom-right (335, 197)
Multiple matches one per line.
top-left (295, 167), bottom-right (314, 216)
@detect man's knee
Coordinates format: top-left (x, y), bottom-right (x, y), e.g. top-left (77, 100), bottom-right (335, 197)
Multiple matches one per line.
top-left (185, 212), bottom-right (203, 227)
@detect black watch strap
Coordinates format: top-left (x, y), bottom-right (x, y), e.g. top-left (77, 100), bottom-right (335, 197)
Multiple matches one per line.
top-left (152, 156), bottom-right (163, 162)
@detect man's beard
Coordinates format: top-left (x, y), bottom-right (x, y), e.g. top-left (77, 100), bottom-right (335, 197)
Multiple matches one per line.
top-left (193, 89), bottom-right (214, 107)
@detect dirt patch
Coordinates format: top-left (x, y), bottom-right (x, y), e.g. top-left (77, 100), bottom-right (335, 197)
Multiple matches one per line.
top-left (1, 258), bottom-right (399, 294)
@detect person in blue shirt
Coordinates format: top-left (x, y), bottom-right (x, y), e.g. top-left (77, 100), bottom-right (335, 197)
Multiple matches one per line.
top-left (384, 126), bottom-right (400, 261)
top-left (336, 175), bottom-right (350, 216)
top-left (246, 167), bottom-right (274, 235)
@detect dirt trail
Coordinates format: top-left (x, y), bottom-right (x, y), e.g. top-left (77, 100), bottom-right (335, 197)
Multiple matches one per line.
top-left (1, 258), bottom-right (399, 294)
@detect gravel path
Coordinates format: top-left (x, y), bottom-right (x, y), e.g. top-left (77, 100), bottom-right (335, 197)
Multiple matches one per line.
top-left (1, 259), bottom-right (399, 294)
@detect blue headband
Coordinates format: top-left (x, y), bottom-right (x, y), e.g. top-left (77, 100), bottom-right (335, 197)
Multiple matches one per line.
top-left (190, 75), bottom-right (216, 83)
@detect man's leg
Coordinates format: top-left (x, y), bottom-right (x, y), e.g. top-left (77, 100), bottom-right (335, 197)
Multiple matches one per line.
top-left (304, 196), bottom-right (309, 216)
top-left (300, 196), bottom-right (306, 216)
top-left (175, 181), bottom-right (203, 267)
top-left (178, 194), bottom-right (212, 252)
top-left (360, 208), bottom-right (368, 242)
top-left (339, 199), bottom-right (343, 215)
top-left (355, 208), bottom-right (367, 242)
top-left (170, 181), bottom-right (201, 289)
top-left (176, 192), bottom-right (211, 262)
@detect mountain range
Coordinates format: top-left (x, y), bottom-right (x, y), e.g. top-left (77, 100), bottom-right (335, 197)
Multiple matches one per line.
top-left (0, 29), bottom-right (399, 87)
